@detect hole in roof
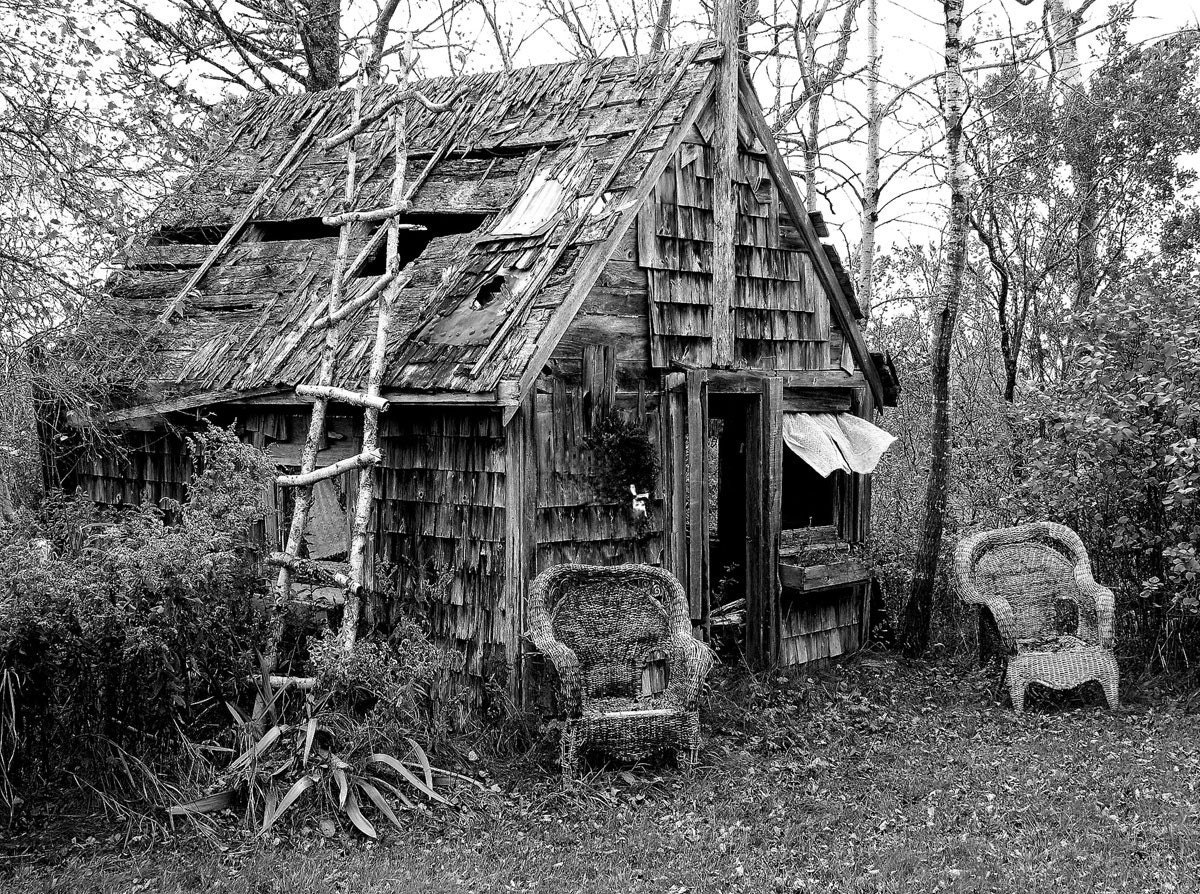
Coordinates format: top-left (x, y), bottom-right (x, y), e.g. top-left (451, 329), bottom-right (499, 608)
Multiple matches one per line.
top-left (149, 225), bottom-right (225, 246)
top-left (357, 212), bottom-right (489, 277)
top-left (255, 218), bottom-right (341, 242)
top-left (471, 274), bottom-right (506, 309)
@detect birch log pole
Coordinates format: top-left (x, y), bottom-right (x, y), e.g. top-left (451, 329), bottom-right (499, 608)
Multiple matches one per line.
top-left (900, 0), bottom-right (970, 656)
top-left (339, 36), bottom-right (412, 654)
top-left (857, 0), bottom-right (881, 319)
top-left (268, 78), bottom-right (364, 669)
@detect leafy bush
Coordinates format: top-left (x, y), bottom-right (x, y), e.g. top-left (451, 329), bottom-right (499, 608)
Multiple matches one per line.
top-left (1012, 259), bottom-right (1200, 670)
top-left (583, 412), bottom-right (660, 504)
top-left (0, 426), bottom-right (272, 805)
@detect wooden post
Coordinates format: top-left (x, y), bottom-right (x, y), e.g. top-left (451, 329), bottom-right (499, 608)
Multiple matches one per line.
top-left (757, 376), bottom-right (783, 665)
top-left (685, 369), bottom-right (710, 624)
top-left (661, 373), bottom-right (688, 591)
top-left (711, 0), bottom-right (739, 368)
top-left (504, 397), bottom-right (536, 705)
top-left (744, 393), bottom-right (764, 662)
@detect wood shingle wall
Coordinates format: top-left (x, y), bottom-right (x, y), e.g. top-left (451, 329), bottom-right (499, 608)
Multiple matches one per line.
top-left (638, 135), bottom-right (831, 371)
top-left (73, 431), bottom-right (192, 508)
top-left (375, 409), bottom-right (513, 694)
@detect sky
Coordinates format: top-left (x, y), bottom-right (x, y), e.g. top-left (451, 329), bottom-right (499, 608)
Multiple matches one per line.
top-left (376, 0), bottom-right (1200, 252)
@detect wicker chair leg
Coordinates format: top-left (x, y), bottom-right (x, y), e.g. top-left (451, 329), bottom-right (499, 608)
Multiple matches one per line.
top-left (676, 713), bottom-right (701, 773)
top-left (993, 657), bottom-right (1009, 701)
top-left (1101, 678), bottom-right (1119, 710)
top-left (1007, 668), bottom-right (1026, 713)
top-left (674, 748), bottom-right (696, 772)
top-left (560, 727), bottom-right (580, 788)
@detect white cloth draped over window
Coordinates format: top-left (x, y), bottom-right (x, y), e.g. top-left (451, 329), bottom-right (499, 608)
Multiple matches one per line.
top-left (782, 412), bottom-right (896, 477)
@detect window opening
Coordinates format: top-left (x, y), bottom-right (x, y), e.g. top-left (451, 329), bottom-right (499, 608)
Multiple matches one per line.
top-left (357, 212), bottom-right (488, 277)
top-left (254, 218), bottom-right (340, 242)
top-left (781, 449), bottom-right (837, 530)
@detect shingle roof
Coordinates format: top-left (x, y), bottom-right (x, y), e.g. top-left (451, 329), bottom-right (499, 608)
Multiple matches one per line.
top-left (111, 43), bottom-right (721, 397)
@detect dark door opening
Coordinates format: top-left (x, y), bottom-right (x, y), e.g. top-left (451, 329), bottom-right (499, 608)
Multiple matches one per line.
top-left (708, 395), bottom-right (752, 623)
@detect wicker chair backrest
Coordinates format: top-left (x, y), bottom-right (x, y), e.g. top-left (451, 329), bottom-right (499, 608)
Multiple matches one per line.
top-left (965, 526), bottom-right (1099, 643)
top-left (543, 566), bottom-right (681, 701)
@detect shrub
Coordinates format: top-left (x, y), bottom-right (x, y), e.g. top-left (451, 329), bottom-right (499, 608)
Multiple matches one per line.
top-left (1011, 259), bottom-right (1200, 670)
top-left (583, 412), bottom-right (660, 504)
top-left (0, 426), bottom-right (272, 807)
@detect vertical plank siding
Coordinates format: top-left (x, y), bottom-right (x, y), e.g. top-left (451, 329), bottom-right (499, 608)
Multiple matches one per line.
top-left (637, 135), bottom-right (838, 371)
top-left (531, 376), bottom-right (665, 573)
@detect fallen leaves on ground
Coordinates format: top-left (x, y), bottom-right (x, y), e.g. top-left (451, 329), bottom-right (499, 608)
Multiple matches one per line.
top-left (6, 653), bottom-right (1200, 893)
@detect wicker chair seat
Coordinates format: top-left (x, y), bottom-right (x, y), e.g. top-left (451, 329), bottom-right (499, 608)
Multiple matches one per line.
top-left (528, 564), bottom-right (713, 784)
top-left (956, 522), bottom-right (1119, 713)
top-left (1016, 633), bottom-right (1090, 653)
top-left (583, 696), bottom-right (675, 718)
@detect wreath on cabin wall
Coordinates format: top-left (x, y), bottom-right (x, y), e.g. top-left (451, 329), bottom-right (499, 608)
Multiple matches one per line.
top-left (583, 413), bottom-right (661, 511)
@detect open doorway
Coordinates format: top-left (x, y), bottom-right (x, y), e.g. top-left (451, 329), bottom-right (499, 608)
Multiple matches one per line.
top-left (707, 395), bottom-right (753, 642)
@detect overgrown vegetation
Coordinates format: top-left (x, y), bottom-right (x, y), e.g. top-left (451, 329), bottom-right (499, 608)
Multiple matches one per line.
top-left (198, 670), bottom-right (456, 840)
top-left (583, 412), bottom-right (661, 505)
top-left (6, 657), bottom-right (1200, 892)
top-left (0, 428), bottom-right (271, 810)
top-left (0, 427), bottom-right (460, 835)
top-left (1013, 256), bottom-right (1200, 671)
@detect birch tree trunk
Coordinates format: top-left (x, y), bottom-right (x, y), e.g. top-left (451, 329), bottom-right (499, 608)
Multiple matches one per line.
top-left (794, 0), bottom-right (863, 213)
top-left (0, 473), bottom-right (15, 524)
top-left (1032, 0), bottom-right (1099, 309)
top-left (857, 0), bottom-right (881, 317)
top-left (899, 0), bottom-right (970, 656)
top-left (804, 97), bottom-right (823, 211)
top-left (1045, 0), bottom-right (1097, 310)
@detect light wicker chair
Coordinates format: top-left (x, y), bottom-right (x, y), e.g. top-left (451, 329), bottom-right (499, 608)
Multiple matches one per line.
top-left (955, 522), bottom-right (1118, 712)
top-left (528, 563), bottom-right (714, 784)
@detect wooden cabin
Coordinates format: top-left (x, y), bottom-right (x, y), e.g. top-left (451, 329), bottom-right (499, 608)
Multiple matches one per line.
top-left (67, 42), bottom-right (899, 707)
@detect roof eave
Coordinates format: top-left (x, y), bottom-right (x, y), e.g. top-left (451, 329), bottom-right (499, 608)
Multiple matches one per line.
top-left (736, 69), bottom-right (887, 411)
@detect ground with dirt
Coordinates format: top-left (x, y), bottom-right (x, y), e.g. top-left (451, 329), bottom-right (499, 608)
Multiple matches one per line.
top-left (6, 653), bottom-right (1200, 893)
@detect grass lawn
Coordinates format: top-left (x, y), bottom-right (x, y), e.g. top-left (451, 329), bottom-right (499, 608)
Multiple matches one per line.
top-left (6, 653), bottom-right (1200, 893)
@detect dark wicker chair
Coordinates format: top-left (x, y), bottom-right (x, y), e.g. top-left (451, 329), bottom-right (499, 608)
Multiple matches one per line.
top-left (955, 522), bottom-right (1118, 712)
top-left (528, 563), bottom-right (714, 784)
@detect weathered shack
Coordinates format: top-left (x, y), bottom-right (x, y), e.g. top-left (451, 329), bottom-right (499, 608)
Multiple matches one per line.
top-left (66, 41), bottom-right (899, 706)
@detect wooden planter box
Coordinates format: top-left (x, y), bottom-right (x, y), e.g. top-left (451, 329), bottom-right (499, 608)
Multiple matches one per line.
top-left (778, 557), bottom-right (869, 594)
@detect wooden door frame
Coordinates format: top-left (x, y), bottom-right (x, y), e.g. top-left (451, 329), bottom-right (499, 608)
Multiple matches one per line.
top-left (663, 372), bottom-right (783, 661)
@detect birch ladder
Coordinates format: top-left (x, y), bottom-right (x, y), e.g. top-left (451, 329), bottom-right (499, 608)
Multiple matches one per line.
top-left (264, 70), bottom-right (417, 684)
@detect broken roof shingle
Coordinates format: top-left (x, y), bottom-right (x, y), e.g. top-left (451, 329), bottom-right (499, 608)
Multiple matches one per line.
top-left (114, 43), bottom-right (722, 398)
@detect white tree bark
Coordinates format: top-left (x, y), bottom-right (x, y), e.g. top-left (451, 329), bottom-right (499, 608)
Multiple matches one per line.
top-left (269, 82), bottom-right (363, 668)
top-left (857, 0), bottom-right (881, 318)
top-left (1047, 0), bottom-right (1098, 310)
top-left (340, 35), bottom-right (414, 654)
top-left (901, 0), bottom-right (971, 655)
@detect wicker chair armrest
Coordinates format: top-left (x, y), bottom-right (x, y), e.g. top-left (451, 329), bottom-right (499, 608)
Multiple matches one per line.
top-left (1079, 579), bottom-right (1115, 649)
top-left (527, 566), bottom-right (584, 717)
top-left (535, 640), bottom-right (583, 717)
top-left (659, 633), bottom-right (715, 710)
top-left (974, 595), bottom-right (1018, 653)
